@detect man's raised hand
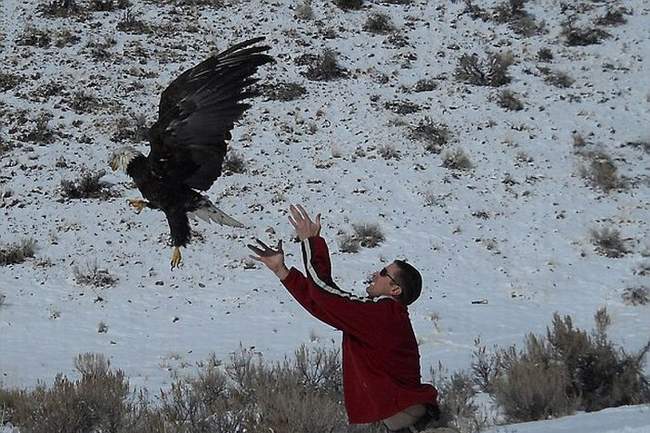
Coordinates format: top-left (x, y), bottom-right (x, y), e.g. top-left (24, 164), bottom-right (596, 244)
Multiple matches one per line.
top-left (288, 204), bottom-right (321, 241)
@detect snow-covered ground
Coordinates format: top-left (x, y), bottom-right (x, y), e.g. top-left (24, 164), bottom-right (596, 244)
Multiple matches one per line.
top-left (484, 404), bottom-right (650, 433)
top-left (1, 0), bottom-right (649, 430)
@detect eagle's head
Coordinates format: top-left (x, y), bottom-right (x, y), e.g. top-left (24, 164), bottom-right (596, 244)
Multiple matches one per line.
top-left (109, 146), bottom-right (142, 172)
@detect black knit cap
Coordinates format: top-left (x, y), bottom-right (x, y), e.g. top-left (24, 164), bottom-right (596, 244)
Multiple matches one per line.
top-left (393, 260), bottom-right (422, 306)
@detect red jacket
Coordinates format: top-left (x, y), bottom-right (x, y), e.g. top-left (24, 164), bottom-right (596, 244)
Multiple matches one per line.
top-left (281, 236), bottom-right (438, 424)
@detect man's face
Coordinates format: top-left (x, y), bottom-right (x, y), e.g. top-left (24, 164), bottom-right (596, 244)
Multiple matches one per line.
top-left (366, 262), bottom-right (402, 298)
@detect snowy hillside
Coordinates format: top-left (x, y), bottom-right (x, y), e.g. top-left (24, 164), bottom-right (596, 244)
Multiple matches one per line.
top-left (1, 0), bottom-right (649, 430)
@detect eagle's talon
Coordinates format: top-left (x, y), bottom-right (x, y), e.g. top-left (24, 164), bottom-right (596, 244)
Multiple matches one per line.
top-left (128, 199), bottom-right (147, 214)
top-left (170, 247), bottom-right (182, 270)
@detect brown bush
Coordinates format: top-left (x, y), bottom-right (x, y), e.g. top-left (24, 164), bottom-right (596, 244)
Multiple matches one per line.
top-left (0, 238), bottom-right (36, 266)
top-left (590, 227), bottom-right (630, 258)
top-left (455, 52), bottom-right (514, 87)
top-left (432, 366), bottom-right (486, 432)
top-left (493, 356), bottom-right (574, 422)
top-left (0, 353), bottom-right (131, 433)
top-left (60, 169), bottom-right (114, 199)
top-left (333, 0), bottom-right (362, 10)
top-left (304, 49), bottom-right (347, 81)
top-left (410, 117), bottom-right (449, 153)
top-left (363, 12), bottom-right (395, 34)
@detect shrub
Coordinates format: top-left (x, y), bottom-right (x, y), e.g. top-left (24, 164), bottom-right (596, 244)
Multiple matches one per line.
top-left (61, 169), bottom-right (113, 199)
top-left (69, 91), bottom-right (102, 114)
top-left (0, 353), bottom-right (131, 432)
top-left (580, 151), bottom-right (624, 192)
top-left (377, 143), bottom-right (400, 160)
top-left (442, 148), bottom-right (473, 171)
top-left (462, 0), bottom-right (490, 21)
top-left (333, 0), bottom-right (362, 11)
top-left (17, 27), bottom-right (51, 47)
top-left (412, 78), bottom-right (437, 92)
top-left (0, 238), bottom-right (36, 266)
top-left (90, 0), bottom-right (130, 11)
top-left (338, 232), bottom-right (361, 253)
top-left (492, 0), bottom-right (543, 36)
top-left (539, 67), bottom-right (574, 88)
top-left (87, 35), bottom-right (117, 60)
top-left (595, 8), bottom-right (629, 26)
top-left (363, 12), bottom-right (395, 34)
top-left (116, 9), bottom-right (150, 33)
top-left (384, 100), bottom-right (421, 114)
top-left (410, 117), bottom-right (449, 153)
top-left (38, 0), bottom-right (83, 17)
top-left (622, 287), bottom-right (649, 306)
top-left (493, 352), bottom-right (574, 422)
top-left (352, 223), bottom-right (385, 248)
top-left (471, 339), bottom-right (499, 393)
top-left (295, 0), bottom-right (314, 20)
top-left (492, 0), bottom-right (525, 22)
top-left (73, 261), bottom-right (118, 287)
top-left (0, 73), bottom-right (21, 92)
top-left (561, 22), bottom-right (610, 46)
top-left (496, 89), bottom-right (523, 111)
top-left (455, 52), bottom-right (514, 87)
top-left (590, 227), bottom-right (630, 258)
top-left (432, 366), bottom-right (486, 432)
top-left (546, 310), bottom-right (650, 411)
top-left (112, 113), bottom-right (149, 143)
top-left (23, 112), bottom-right (56, 144)
top-left (304, 49), bottom-right (346, 81)
top-left (223, 150), bottom-right (247, 174)
top-left (537, 47), bottom-right (553, 62)
top-left (472, 311), bottom-right (650, 421)
top-left (259, 82), bottom-right (307, 101)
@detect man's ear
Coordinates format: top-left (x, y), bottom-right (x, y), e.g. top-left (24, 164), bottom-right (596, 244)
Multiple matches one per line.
top-left (389, 285), bottom-right (402, 297)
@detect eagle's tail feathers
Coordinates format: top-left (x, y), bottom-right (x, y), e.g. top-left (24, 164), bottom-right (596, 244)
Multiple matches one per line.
top-left (190, 199), bottom-right (244, 228)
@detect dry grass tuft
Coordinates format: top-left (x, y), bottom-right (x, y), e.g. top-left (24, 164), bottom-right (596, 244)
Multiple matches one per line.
top-left (590, 227), bottom-right (630, 258)
top-left (363, 12), bottom-right (395, 34)
top-left (410, 117), bottom-right (449, 153)
top-left (303, 49), bottom-right (347, 81)
top-left (73, 261), bottom-right (119, 288)
top-left (0, 238), bottom-right (36, 266)
top-left (455, 52), bottom-right (514, 87)
top-left (622, 287), bottom-right (649, 306)
top-left (442, 148), bottom-right (473, 171)
top-left (61, 169), bottom-right (113, 199)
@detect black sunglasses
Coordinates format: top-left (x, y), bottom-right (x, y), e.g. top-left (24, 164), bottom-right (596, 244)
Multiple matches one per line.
top-left (380, 267), bottom-right (400, 286)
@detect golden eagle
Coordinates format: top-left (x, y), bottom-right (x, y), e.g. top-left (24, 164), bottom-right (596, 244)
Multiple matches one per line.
top-left (109, 37), bottom-right (273, 269)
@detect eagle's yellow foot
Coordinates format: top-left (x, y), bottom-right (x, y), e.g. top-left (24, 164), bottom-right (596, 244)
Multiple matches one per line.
top-left (170, 247), bottom-right (182, 270)
top-left (128, 198), bottom-right (148, 214)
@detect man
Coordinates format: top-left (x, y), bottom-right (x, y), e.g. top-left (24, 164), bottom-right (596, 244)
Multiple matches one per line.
top-left (247, 204), bottom-right (440, 432)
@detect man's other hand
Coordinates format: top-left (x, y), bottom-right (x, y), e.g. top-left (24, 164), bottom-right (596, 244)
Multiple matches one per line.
top-left (288, 204), bottom-right (321, 241)
top-left (247, 239), bottom-right (289, 280)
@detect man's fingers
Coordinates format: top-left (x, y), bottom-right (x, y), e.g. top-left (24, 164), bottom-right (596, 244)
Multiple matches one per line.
top-left (289, 205), bottom-right (303, 222)
top-left (248, 255), bottom-right (263, 262)
top-left (255, 238), bottom-right (271, 250)
top-left (247, 244), bottom-right (264, 255)
top-left (288, 214), bottom-right (298, 228)
top-left (296, 204), bottom-right (312, 223)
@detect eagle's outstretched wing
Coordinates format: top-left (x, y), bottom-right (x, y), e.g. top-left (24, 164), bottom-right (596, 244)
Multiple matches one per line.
top-left (147, 37), bottom-right (273, 191)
